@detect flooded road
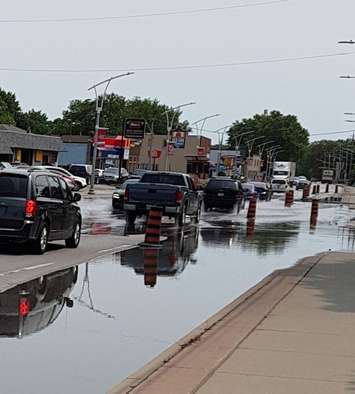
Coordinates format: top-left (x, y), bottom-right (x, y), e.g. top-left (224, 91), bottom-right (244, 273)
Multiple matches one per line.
top-left (0, 196), bottom-right (354, 394)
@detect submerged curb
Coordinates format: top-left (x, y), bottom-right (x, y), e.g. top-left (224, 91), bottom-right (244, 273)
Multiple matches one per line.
top-left (108, 251), bottom-right (329, 394)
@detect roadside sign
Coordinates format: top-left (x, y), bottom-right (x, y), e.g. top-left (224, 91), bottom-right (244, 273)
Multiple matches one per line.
top-left (152, 149), bottom-right (161, 159)
top-left (171, 130), bottom-right (186, 148)
top-left (197, 146), bottom-right (205, 156)
top-left (322, 169), bottom-right (334, 182)
top-left (123, 119), bottom-right (146, 139)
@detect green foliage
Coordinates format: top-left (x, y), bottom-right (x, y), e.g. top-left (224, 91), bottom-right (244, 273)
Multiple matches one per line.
top-left (298, 139), bottom-right (355, 179)
top-left (51, 94), bottom-right (186, 136)
top-left (227, 110), bottom-right (309, 163)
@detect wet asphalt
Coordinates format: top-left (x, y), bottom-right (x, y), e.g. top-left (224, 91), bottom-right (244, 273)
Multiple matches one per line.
top-left (0, 191), bottom-right (354, 394)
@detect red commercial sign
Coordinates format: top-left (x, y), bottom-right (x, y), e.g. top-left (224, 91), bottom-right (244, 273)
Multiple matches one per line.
top-left (152, 149), bottom-right (161, 159)
top-left (197, 146), bottom-right (205, 156)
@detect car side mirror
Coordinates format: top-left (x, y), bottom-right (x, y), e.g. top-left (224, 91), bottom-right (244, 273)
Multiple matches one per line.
top-left (73, 193), bottom-right (81, 202)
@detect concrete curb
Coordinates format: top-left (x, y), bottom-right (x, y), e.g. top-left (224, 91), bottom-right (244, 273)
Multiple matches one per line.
top-left (108, 251), bottom-right (329, 394)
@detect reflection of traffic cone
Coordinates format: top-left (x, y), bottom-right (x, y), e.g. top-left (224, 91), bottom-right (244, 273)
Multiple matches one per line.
top-left (302, 184), bottom-right (310, 201)
top-left (310, 199), bottom-right (319, 228)
top-left (246, 219), bottom-right (255, 239)
top-left (144, 207), bottom-right (162, 246)
top-left (285, 190), bottom-right (293, 207)
top-left (247, 198), bottom-right (257, 219)
top-left (144, 248), bottom-right (158, 288)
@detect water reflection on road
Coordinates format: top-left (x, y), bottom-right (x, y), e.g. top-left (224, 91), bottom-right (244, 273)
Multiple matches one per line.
top-left (0, 199), bottom-right (354, 393)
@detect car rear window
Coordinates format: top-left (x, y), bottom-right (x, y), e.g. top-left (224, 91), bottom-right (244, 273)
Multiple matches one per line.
top-left (0, 175), bottom-right (28, 197)
top-left (206, 180), bottom-right (237, 190)
top-left (141, 173), bottom-right (185, 186)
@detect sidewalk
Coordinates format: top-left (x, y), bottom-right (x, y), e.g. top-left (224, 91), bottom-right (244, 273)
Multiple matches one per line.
top-left (81, 184), bottom-right (115, 199)
top-left (111, 252), bottom-right (355, 393)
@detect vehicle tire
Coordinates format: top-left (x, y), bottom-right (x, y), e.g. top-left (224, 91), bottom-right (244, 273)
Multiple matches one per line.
top-left (126, 211), bottom-right (137, 225)
top-left (32, 223), bottom-right (49, 254)
top-left (177, 205), bottom-right (186, 227)
top-left (192, 204), bottom-right (201, 224)
top-left (65, 221), bottom-right (81, 248)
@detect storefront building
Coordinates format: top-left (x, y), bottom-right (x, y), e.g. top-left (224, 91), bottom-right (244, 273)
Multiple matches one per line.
top-left (0, 124), bottom-right (62, 165)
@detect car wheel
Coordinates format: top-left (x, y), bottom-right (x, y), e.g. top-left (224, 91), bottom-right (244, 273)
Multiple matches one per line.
top-left (32, 224), bottom-right (49, 254)
top-left (177, 205), bottom-right (186, 227)
top-left (126, 212), bottom-right (137, 225)
top-left (65, 221), bottom-right (81, 248)
top-left (192, 204), bottom-right (201, 224)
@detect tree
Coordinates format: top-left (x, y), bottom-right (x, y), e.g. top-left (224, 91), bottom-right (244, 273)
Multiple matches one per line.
top-left (52, 94), bottom-right (186, 135)
top-left (16, 110), bottom-right (51, 134)
top-left (298, 139), bottom-right (355, 180)
top-left (227, 110), bottom-right (309, 163)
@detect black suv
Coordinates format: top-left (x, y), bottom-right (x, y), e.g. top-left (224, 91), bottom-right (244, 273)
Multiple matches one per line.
top-left (204, 177), bottom-right (243, 211)
top-left (0, 169), bottom-right (82, 254)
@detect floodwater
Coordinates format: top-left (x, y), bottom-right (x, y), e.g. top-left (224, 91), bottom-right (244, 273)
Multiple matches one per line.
top-left (0, 194), bottom-right (354, 394)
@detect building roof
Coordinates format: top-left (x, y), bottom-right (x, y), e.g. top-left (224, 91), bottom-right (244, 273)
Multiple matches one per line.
top-left (0, 125), bottom-right (62, 154)
top-left (61, 134), bottom-right (91, 143)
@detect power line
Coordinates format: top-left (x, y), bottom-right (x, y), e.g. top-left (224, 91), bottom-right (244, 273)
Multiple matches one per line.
top-left (0, 0), bottom-right (288, 24)
top-left (0, 51), bottom-right (353, 74)
top-left (310, 130), bottom-right (355, 137)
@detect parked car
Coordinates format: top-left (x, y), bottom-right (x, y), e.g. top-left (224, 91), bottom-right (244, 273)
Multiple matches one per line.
top-left (68, 164), bottom-right (92, 184)
top-left (31, 166), bottom-right (87, 190)
top-left (124, 172), bottom-right (203, 226)
top-left (204, 177), bottom-right (243, 211)
top-left (112, 178), bottom-right (140, 210)
top-left (271, 178), bottom-right (288, 193)
top-left (103, 167), bottom-right (129, 184)
top-left (251, 181), bottom-right (271, 200)
top-left (241, 183), bottom-right (257, 200)
top-left (95, 169), bottom-right (104, 184)
top-left (0, 168), bottom-right (82, 254)
top-left (0, 162), bottom-right (12, 170)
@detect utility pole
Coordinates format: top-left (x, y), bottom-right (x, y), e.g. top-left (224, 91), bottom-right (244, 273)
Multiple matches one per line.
top-left (87, 72), bottom-right (134, 195)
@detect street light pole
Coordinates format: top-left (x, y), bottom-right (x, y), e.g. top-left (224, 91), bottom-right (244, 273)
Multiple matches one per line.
top-left (87, 72), bottom-right (134, 195)
top-left (164, 102), bottom-right (195, 171)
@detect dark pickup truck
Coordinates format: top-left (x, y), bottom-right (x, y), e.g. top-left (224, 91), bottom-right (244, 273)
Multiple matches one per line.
top-left (124, 172), bottom-right (203, 226)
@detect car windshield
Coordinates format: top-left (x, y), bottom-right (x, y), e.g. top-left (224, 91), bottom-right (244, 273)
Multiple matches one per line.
top-left (0, 174), bottom-right (28, 197)
top-left (141, 173), bottom-right (185, 186)
top-left (272, 179), bottom-right (286, 185)
top-left (206, 180), bottom-right (236, 190)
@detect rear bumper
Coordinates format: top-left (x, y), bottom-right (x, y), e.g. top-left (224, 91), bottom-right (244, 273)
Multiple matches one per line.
top-left (204, 197), bottom-right (237, 207)
top-left (124, 203), bottom-right (181, 216)
top-left (0, 221), bottom-right (38, 242)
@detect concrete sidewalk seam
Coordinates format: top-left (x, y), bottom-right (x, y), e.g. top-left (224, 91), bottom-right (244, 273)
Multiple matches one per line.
top-left (214, 370), bottom-right (350, 384)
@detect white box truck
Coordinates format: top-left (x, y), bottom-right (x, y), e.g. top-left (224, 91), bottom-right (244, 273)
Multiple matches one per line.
top-left (271, 162), bottom-right (296, 192)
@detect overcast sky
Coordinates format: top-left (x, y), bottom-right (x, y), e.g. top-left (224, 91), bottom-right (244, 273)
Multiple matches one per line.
top-left (1, 0), bottom-right (355, 143)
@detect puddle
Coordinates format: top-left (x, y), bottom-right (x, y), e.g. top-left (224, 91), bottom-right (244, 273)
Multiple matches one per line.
top-left (0, 198), bottom-right (354, 393)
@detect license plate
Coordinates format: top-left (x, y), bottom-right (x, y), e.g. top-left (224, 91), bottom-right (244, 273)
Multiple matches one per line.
top-left (217, 193), bottom-right (224, 197)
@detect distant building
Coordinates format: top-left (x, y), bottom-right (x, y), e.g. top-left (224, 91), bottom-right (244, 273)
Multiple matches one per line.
top-left (57, 135), bottom-right (92, 166)
top-left (0, 124), bottom-right (62, 165)
top-left (133, 133), bottom-right (211, 179)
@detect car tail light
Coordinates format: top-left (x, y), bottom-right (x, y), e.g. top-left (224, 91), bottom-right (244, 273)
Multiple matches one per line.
top-left (124, 188), bottom-right (129, 201)
top-left (25, 200), bottom-right (37, 218)
top-left (18, 297), bottom-right (29, 317)
top-left (176, 190), bottom-right (183, 204)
